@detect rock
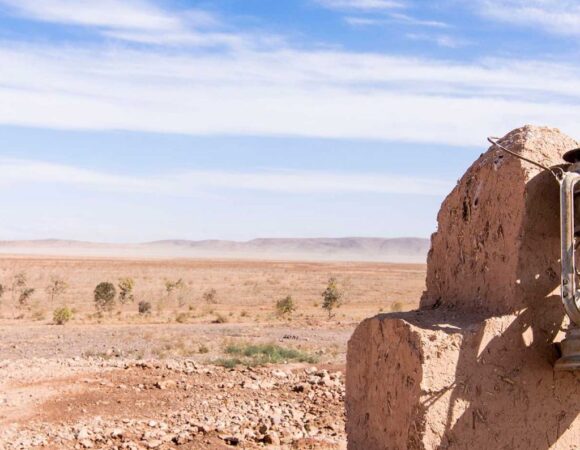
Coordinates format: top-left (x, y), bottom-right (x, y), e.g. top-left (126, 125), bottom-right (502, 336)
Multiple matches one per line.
top-left (154, 380), bottom-right (176, 390)
top-left (146, 439), bottom-right (163, 449)
top-left (79, 439), bottom-right (94, 448)
top-left (263, 431), bottom-right (280, 445)
top-left (76, 428), bottom-right (90, 440)
top-left (271, 370), bottom-right (288, 379)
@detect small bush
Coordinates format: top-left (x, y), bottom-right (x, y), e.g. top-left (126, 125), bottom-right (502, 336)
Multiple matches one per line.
top-left (275, 295), bottom-right (296, 318)
top-left (118, 277), bottom-right (135, 304)
top-left (390, 301), bottom-right (404, 312)
top-left (175, 312), bottom-right (190, 323)
top-left (138, 301), bottom-right (152, 316)
top-left (321, 277), bottom-right (343, 319)
top-left (165, 279), bottom-right (185, 295)
top-left (203, 288), bottom-right (217, 304)
top-left (53, 307), bottom-right (73, 325)
top-left (198, 344), bottom-right (210, 354)
top-left (212, 313), bottom-right (228, 324)
top-left (94, 282), bottom-right (116, 313)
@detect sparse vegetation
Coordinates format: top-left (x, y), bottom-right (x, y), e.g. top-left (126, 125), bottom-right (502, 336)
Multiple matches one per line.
top-left (118, 277), bottom-right (135, 304)
top-left (175, 312), bottom-right (190, 323)
top-left (321, 277), bottom-right (343, 319)
top-left (213, 312), bottom-right (228, 324)
top-left (165, 279), bottom-right (185, 295)
top-left (94, 282), bottom-right (116, 313)
top-left (46, 276), bottom-right (68, 303)
top-left (203, 288), bottom-right (217, 304)
top-left (53, 306), bottom-right (73, 325)
top-left (275, 295), bottom-right (296, 318)
top-left (18, 288), bottom-right (35, 309)
top-left (390, 301), bottom-right (404, 312)
top-left (216, 343), bottom-right (318, 368)
top-left (12, 273), bottom-right (34, 309)
top-left (138, 301), bottom-right (152, 316)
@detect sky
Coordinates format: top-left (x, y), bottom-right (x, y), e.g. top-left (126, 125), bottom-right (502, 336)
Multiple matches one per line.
top-left (1, 0), bottom-right (580, 242)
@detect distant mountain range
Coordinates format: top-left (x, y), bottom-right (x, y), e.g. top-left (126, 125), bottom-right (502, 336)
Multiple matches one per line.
top-left (0, 237), bottom-right (430, 263)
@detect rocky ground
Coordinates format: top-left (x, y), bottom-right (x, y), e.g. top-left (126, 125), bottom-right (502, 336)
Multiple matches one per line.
top-left (0, 357), bottom-right (346, 450)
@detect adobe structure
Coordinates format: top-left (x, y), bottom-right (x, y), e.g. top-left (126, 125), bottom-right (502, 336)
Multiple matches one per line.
top-left (346, 126), bottom-right (580, 449)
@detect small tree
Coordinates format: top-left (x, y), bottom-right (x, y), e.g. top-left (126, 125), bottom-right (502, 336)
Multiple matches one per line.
top-left (94, 282), bottom-right (116, 313)
top-left (276, 295), bottom-right (296, 318)
top-left (203, 288), bottom-right (217, 304)
top-left (118, 277), bottom-right (135, 304)
top-left (321, 277), bottom-right (343, 319)
top-left (53, 306), bottom-right (73, 325)
top-left (0, 284), bottom-right (4, 304)
top-left (18, 288), bottom-right (35, 309)
top-left (46, 276), bottom-right (68, 303)
top-left (11, 272), bottom-right (27, 303)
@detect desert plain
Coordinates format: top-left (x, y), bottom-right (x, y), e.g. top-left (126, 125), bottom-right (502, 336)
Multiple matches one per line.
top-left (0, 254), bottom-right (426, 449)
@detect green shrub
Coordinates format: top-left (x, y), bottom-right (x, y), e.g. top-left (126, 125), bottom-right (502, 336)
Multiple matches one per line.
top-left (118, 277), bottom-right (135, 304)
top-left (138, 301), bottom-right (152, 315)
top-left (94, 282), bottom-right (116, 312)
top-left (275, 295), bottom-right (296, 318)
top-left (321, 277), bottom-right (343, 319)
top-left (53, 307), bottom-right (73, 325)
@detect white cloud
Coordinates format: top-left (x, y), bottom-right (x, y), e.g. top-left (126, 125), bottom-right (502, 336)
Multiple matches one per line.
top-left (477, 0), bottom-right (580, 36)
top-left (316, 0), bottom-right (405, 11)
top-left (0, 159), bottom-right (452, 196)
top-left (2, 42), bottom-right (580, 146)
top-left (0, 0), bottom-right (244, 47)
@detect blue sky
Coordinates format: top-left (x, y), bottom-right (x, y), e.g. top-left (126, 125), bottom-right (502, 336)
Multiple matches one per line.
top-left (0, 0), bottom-right (579, 242)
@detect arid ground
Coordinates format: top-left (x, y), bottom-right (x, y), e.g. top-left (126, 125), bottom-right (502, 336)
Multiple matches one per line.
top-left (0, 255), bottom-right (426, 449)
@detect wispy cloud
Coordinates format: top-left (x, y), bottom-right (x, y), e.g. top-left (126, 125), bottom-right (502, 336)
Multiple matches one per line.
top-left (476, 0), bottom-right (580, 36)
top-left (0, 159), bottom-right (452, 196)
top-left (316, 0), bottom-right (406, 11)
top-left (406, 32), bottom-right (468, 48)
top-left (2, 42), bottom-right (580, 145)
top-left (345, 13), bottom-right (448, 28)
top-left (0, 0), bottom-right (244, 47)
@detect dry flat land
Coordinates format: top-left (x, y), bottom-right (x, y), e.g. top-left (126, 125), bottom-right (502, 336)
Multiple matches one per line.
top-left (0, 256), bottom-right (426, 449)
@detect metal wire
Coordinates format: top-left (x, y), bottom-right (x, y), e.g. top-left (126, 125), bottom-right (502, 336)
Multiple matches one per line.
top-left (487, 136), bottom-right (564, 181)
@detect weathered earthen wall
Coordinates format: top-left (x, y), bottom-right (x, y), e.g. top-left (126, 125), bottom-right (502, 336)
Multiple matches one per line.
top-left (421, 126), bottom-right (577, 315)
top-left (347, 126), bottom-right (580, 449)
top-left (347, 311), bottom-right (580, 450)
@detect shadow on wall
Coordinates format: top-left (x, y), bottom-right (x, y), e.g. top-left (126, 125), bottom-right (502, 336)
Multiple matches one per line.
top-left (431, 169), bottom-right (579, 449)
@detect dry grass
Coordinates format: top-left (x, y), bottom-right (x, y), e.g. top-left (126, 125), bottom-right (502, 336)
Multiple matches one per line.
top-left (0, 255), bottom-right (426, 326)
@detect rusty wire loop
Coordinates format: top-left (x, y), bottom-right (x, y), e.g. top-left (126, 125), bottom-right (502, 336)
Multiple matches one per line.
top-left (487, 136), bottom-right (564, 182)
